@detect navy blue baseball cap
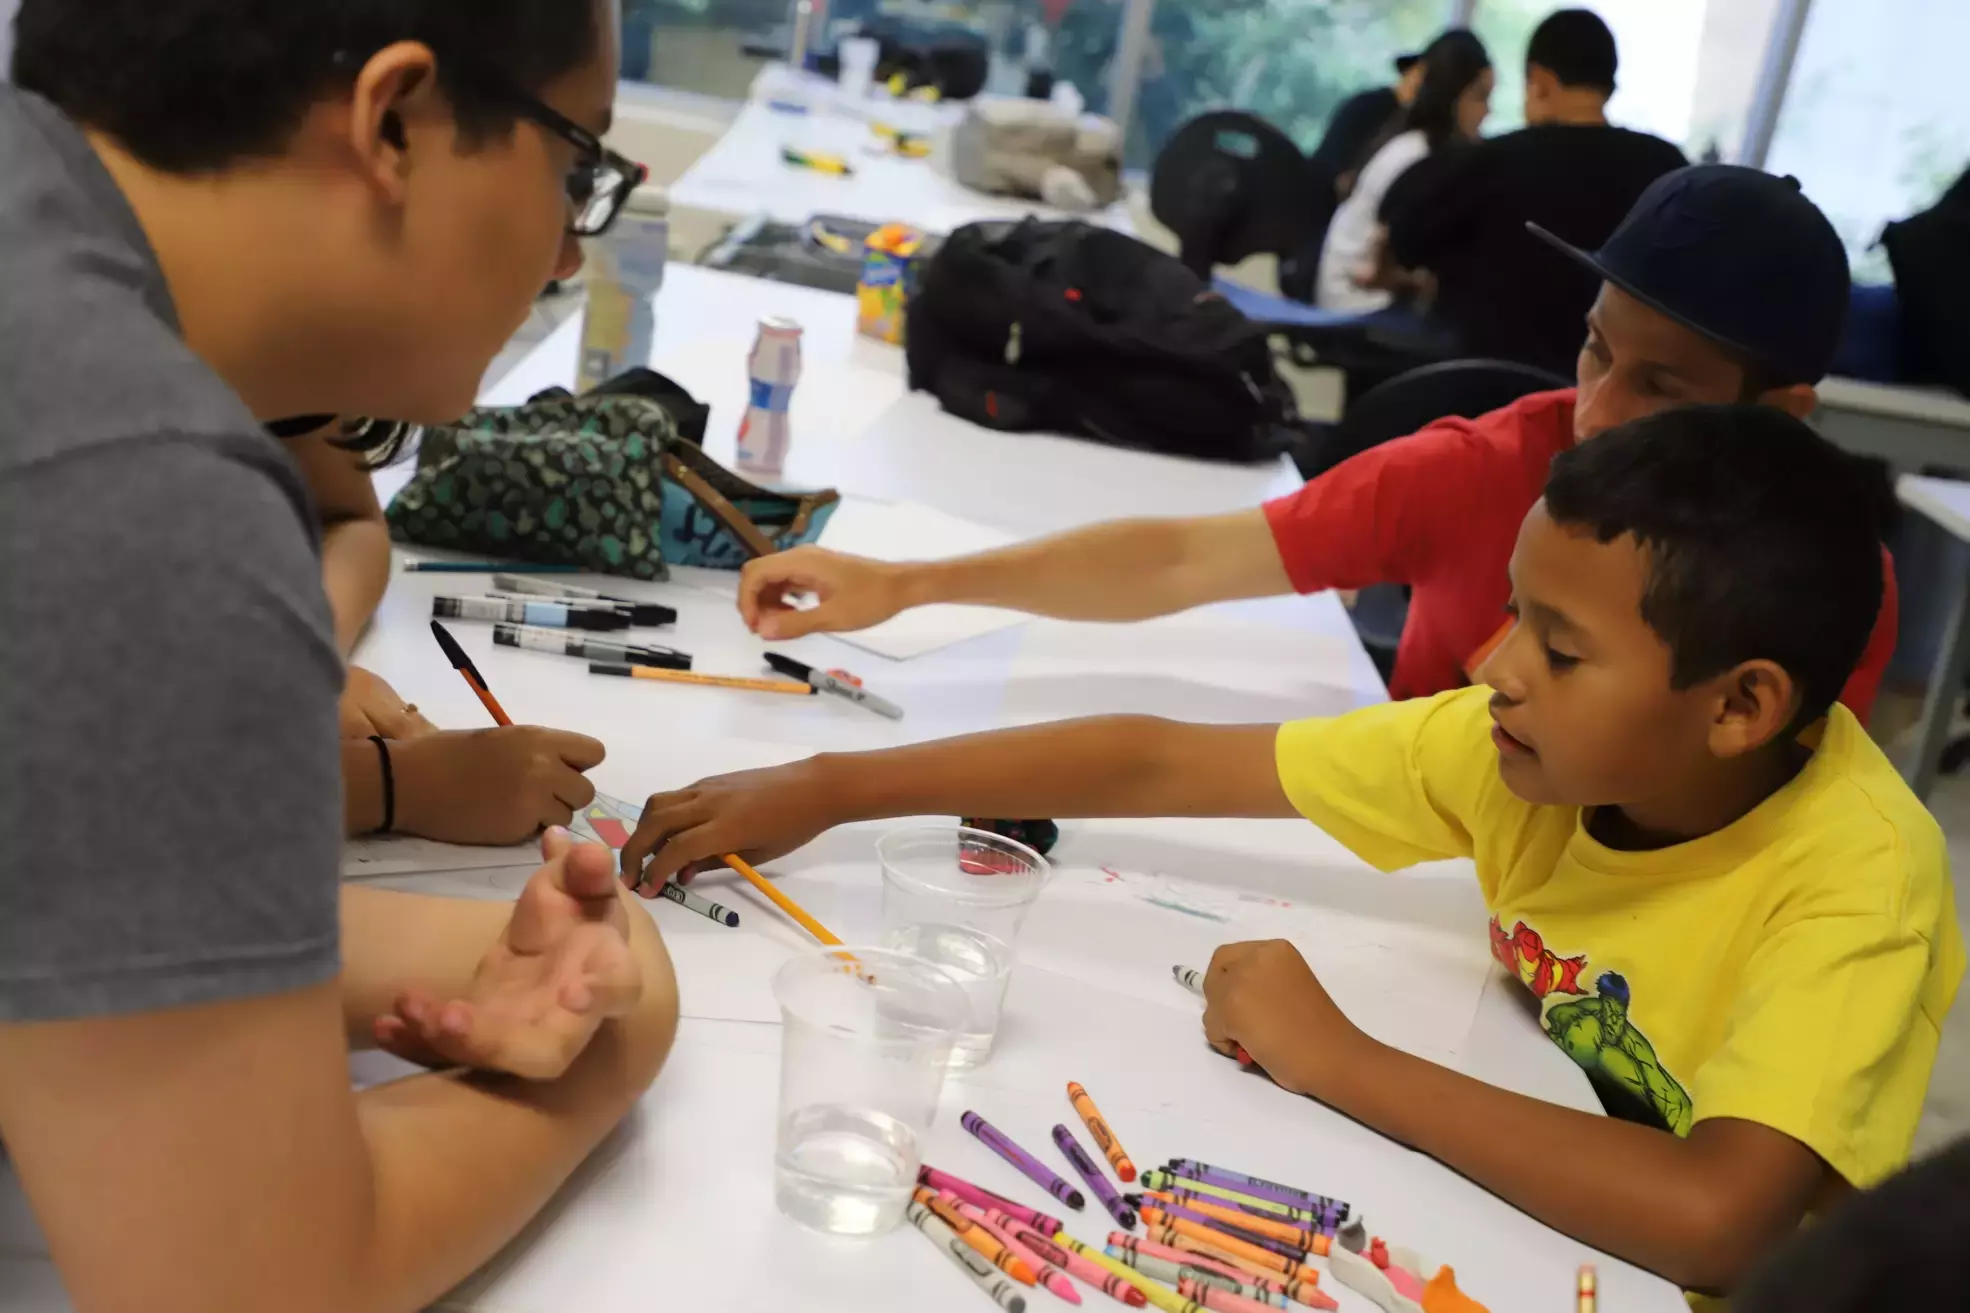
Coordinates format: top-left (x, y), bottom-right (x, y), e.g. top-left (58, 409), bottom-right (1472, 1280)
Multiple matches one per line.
top-left (1529, 164), bottom-right (1851, 385)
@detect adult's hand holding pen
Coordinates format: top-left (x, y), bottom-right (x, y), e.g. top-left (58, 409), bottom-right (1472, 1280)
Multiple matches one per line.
top-left (392, 727), bottom-right (605, 845)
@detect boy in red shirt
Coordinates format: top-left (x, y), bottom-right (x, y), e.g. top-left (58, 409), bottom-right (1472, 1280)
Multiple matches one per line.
top-left (733, 166), bottom-right (1898, 722)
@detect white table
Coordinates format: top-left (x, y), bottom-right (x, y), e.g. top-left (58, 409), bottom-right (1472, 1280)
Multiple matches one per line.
top-left (1895, 473), bottom-right (1970, 797)
top-left (669, 64), bottom-right (1135, 236)
top-left (1815, 376), bottom-right (1970, 473)
top-left (0, 273), bottom-right (1685, 1313)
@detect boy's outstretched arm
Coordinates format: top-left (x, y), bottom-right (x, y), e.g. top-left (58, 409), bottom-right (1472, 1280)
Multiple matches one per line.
top-left (621, 718), bottom-right (1294, 885)
top-left (1203, 943), bottom-right (1827, 1294)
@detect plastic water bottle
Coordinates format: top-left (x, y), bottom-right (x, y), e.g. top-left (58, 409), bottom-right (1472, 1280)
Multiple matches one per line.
top-left (576, 189), bottom-right (669, 394)
top-left (737, 316), bottom-right (803, 479)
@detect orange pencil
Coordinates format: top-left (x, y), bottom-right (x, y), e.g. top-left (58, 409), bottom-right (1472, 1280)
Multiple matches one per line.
top-left (720, 852), bottom-right (842, 946)
top-left (591, 661), bottom-right (813, 696)
top-left (431, 620), bottom-right (513, 725)
top-left (917, 1188), bottom-right (1040, 1285)
top-left (1067, 1081), bottom-right (1138, 1182)
top-left (1142, 1190), bottom-right (1318, 1249)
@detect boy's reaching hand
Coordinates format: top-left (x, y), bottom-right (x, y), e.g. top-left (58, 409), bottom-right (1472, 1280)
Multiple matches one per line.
top-left (1201, 940), bottom-right (1375, 1097)
top-left (619, 761), bottom-right (836, 891)
top-left (373, 828), bottom-right (644, 1079)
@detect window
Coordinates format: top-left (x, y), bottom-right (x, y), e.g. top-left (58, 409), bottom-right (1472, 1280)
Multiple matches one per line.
top-left (619, 0), bottom-right (794, 100)
top-left (1108, 0), bottom-right (1451, 166)
top-left (1764, 0), bottom-right (1970, 281)
top-left (1467, 0), bottom-right (1780, 159)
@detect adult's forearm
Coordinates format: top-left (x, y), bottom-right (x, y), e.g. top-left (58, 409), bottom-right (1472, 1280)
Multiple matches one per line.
top-left (343, 741), bottom-right (389, 839)
top-left (1316, 1041), bottom-right (1778, 1291)
top-left (322, 517), bottom-right (392, 656)
top-left (350, 905), bottom-right (676, 1311)
top-left (816, 718), bottom-right (1292, 826)
top-left (907, 512), bottom-right (1288, 622)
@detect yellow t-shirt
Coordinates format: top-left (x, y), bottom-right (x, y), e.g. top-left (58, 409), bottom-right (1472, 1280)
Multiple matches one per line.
top-left (1276, 686), bottom-right (1963, 1190)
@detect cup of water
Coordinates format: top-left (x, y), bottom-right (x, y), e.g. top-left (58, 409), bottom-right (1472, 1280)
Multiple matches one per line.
top-left (773, 947), bottom-right (968, 1235)
top-left (878, 826), bottom-right (1050, 1069)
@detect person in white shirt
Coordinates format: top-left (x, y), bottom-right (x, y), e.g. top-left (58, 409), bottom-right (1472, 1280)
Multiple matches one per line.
top-left (1317, 28), bottom-right (1492, 312)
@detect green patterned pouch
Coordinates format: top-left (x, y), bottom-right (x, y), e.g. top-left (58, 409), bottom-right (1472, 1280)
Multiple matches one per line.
top-left (385, 390), bottom-right (839, 580)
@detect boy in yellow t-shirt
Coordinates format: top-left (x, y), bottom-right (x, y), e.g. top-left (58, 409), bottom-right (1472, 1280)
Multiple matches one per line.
top-left (619, 404), bottom-right (1963, 1295)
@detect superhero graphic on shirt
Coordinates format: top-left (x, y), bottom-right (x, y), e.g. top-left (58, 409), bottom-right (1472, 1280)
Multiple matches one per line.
top-left (1489, 917), bottom-right (1694, 1135)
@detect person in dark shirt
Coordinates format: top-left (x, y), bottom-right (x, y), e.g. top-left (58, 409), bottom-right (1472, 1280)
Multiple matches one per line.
top-left (1307, 51), bottom-right (1424, 203)
top-left (1382, 8), bottom-right (1687, 375)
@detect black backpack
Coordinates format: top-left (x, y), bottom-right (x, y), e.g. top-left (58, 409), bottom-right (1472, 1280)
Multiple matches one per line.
top-left (1882, 167), bottom-right (1970, 399)
top-left (904, 219), bottom-right (1297, 463)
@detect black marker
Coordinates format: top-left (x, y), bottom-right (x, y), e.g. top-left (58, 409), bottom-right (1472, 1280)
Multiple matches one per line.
top-left (493, 623), bottom-right (691, 670)
top-left (492, 573), bottom-right (677, 627)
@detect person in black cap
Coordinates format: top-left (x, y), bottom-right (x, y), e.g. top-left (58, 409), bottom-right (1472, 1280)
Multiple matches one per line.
top-left (723, 164), bottom-right (1900, 738)
top-left (1382, 7), bottom-right (1688, 374)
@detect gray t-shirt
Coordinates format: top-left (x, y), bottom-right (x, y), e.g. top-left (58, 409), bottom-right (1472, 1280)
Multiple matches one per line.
top-left (0, 87), bottom-right (343, 1021)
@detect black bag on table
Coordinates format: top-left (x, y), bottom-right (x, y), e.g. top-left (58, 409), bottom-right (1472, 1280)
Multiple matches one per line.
top-left (904, 219), bottom-right (1296, 463)
top-left (1882, 166), bottom-right (1970, 399)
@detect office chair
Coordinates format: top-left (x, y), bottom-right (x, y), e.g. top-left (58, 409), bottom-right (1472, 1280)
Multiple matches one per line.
top-left (1312, 358), bottom-right (1570, 679)
top-left (1150, 111), bottom-right (1321, 282)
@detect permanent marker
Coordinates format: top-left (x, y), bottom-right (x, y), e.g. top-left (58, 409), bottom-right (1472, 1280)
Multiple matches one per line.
top-left (404, 560), bottom-right (581, 574)
top-left (493, 623), bottom-right (691, 669)
top-left (492, 573), bottom-right (678, 627)
top-left (764, 653), bottom-right (903, 719)
top-left (432, 595), bottom-right (630, 631)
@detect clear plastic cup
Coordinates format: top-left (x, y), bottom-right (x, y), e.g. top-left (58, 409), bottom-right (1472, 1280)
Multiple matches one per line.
top-left (877, 826), bottom-right (1050, 1069)
top-left (773, 947), bottom-right (967, 1236)
top-left (837, 35), bottom-right (881, 101)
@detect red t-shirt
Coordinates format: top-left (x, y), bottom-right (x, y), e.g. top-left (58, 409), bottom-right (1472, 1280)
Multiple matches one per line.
top-left (1263, 389), bottom-right (1898, 722)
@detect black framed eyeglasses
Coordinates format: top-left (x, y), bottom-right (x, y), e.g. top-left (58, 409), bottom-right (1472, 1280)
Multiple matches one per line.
top-left (502, 91), bottom-right (648, 238)
top-left (330, 50), bottom-right (648, 237)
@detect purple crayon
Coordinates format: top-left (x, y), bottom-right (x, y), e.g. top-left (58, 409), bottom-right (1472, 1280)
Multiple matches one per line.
top-left (1052, 1123), bottom-right (1137, 1229)
top-left (1147, 1199), bottom-right (1309, 1260)
top-left (1164, 1159), bottom-right (1347, 1216)
top-left (963, 1110), bottom-right (1086, 1210)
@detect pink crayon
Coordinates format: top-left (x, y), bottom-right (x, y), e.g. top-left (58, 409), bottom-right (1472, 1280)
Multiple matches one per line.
top-left (955, 1198), bottom-right (1085, 1305)
top-left (921, 1164), bottom-right (1065, 1237)
top-left (1009, 1222), bottom-right (1149, 1308)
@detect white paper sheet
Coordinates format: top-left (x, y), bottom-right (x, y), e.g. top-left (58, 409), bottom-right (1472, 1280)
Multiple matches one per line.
top-left (1015, 862), bottom-right (1494, 1065)
top-left (811, 500), bottom-right (1029, 659)
top-left (342, 792), bottom-right (647, 879)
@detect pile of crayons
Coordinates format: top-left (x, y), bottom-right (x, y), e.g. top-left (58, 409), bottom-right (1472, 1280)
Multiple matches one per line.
top-left (906, 1085), bottom-right (1402, 1313)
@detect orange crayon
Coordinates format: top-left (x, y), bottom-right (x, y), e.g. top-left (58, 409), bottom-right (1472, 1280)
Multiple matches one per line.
top-left (1143, 1190), bottom-right (1318, 1250)
top-left (1142, 1211), bottom-right (1321, 1282)
top-left (1150, 1227), bottom-right (1283, 1284)
top-left (918, 1188), bottom-right (1040, 1285)
top-left (1066, 1081), bottom-right (1138, 1183)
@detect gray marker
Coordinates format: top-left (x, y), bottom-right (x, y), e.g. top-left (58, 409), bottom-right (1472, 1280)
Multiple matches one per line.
top-left (493, 573), bottom-right (676, 627)
top-left (493, 623), bottom-right (691, 669)
top-left (1173, 964), bottom-right (1204, 994)
top-left (763, 652), bottom-right (904, 719)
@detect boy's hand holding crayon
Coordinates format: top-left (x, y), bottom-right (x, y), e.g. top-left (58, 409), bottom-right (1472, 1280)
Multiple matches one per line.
top-left (1200, 941), bottom-right (1375, 1097)
top-left (393, 726), bottom-right (607, 846)
top-left (372, 828), bottom-right (658, 1080)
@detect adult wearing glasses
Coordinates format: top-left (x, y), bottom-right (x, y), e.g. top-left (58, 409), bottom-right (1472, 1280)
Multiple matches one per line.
top-left (0, 6), bottom-right (678, 1313)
